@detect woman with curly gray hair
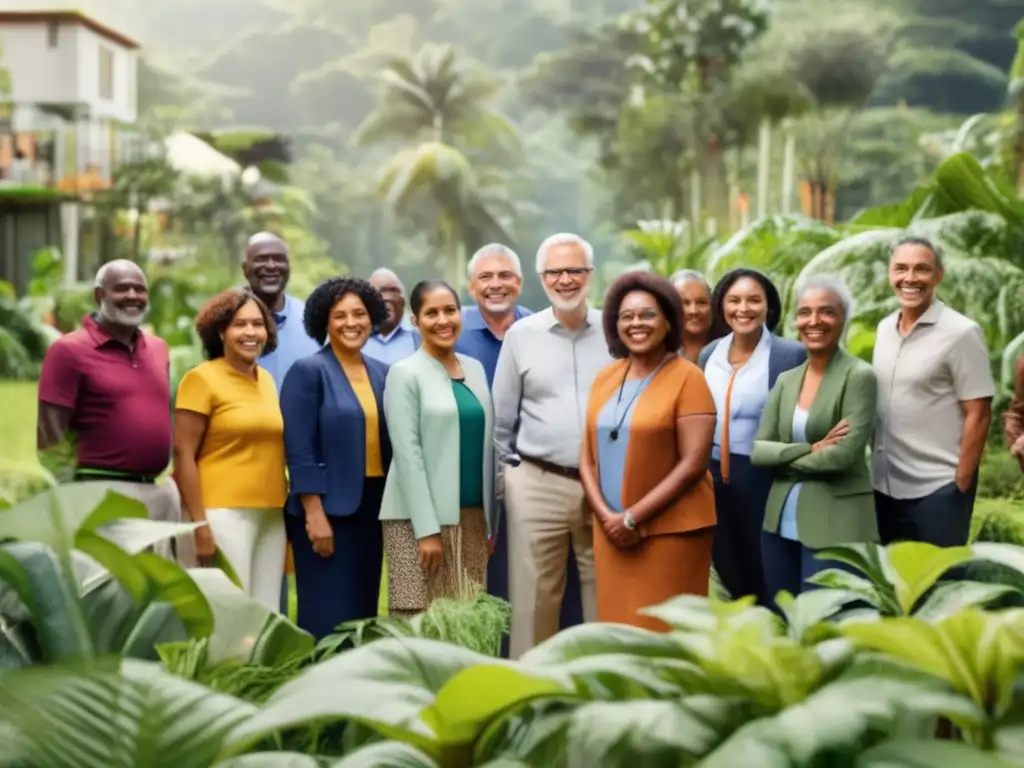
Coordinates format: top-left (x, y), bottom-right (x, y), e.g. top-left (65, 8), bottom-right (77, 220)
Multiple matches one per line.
top-left (279, 277), bottom-right (393, 638)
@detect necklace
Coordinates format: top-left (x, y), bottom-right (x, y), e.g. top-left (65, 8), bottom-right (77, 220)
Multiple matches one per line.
top-left (609, 355), bottom-right (671, 441)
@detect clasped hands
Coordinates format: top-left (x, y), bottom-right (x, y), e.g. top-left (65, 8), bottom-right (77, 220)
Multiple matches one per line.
top-left (597, 508), bottom-right (642, 550)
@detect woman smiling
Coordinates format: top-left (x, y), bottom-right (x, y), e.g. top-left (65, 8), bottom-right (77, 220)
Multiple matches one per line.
top-left (752, 275), bottom-right (879, 601)
top-left (698, 268), bottom-right (806, 608)
top-left (580, 272), bottom-right (717, 630)
top-left (279, 277), bottom-right (391, 639)
top-left (173, 288), bottom-right (286, 610)
top-left (378, 280), bottom-right (494, 617)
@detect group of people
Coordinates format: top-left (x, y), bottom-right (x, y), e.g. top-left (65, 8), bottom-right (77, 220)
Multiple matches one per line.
top-left (36, 229), bottom-right (1023, 658)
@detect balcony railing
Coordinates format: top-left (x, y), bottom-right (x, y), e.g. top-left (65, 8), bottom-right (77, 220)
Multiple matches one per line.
top-left (0, 123), bottom-right (154, 198)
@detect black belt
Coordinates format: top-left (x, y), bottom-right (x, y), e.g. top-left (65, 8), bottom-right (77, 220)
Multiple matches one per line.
top-left (75, 468), bottom-right (158, 484)
top-left (519, 454), bottom-right (580, 481)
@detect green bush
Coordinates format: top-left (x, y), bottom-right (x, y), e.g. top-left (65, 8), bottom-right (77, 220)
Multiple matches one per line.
top-left (978, 449), bottom-right (1024, 501)
top-left (0, 461), bottom-right (55, 507)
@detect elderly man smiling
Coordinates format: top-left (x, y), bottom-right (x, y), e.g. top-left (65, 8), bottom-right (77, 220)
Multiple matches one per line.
top-left (455, 243), bottom-right (532, 386)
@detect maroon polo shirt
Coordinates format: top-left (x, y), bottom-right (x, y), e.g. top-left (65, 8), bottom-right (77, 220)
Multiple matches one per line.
top-left (37, 314), bottom-right (172, 476)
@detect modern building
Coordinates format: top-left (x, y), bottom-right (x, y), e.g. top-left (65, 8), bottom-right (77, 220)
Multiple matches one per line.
top-left (0, 9), bottom-right (148, 293)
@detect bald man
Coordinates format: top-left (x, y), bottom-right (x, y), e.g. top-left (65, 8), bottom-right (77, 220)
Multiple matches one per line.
top-left (37, 259), bottom-right (186, 562)
top-left (363, 267), bottom-right (421, 364)
top-left (241, 232), bottom-right (320, 389)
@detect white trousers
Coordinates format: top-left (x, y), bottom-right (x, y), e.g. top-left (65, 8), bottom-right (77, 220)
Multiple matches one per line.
top-left (206, 507), bottom-right (286, 613)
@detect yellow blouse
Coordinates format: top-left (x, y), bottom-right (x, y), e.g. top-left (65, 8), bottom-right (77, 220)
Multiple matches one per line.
top-left (350, 375), bottom-right (384, 477)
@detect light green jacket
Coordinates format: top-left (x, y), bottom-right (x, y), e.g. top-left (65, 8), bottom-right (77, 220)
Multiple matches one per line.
top-left (379, 349), bottom-right (495, 540)
top-left (751, 348), bottom-right (879, 549)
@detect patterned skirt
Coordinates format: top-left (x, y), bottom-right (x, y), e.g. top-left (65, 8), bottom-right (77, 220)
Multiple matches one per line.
top-left (382, 507), bottom-right (488, 617)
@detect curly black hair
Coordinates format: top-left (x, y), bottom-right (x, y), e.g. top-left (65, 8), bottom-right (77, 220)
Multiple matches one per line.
top-left (195, 288), bottom-right (278, 360)
top-left (710, 268), bottom-right (783, 335)
top-left (602, 272), bottom-right (684, 359)
top-left (303, 277), bottom-right (389, 345)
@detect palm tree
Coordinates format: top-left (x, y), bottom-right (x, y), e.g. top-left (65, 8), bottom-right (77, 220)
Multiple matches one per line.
top-left (354, 44), bottom-right (517, 288)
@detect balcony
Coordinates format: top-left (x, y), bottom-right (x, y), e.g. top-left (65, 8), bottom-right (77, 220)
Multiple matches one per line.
top-left (0, 106), bottom-right (152, 202)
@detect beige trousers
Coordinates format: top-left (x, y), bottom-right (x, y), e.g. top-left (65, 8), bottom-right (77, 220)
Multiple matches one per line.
top-left (107, 480), bottom-right (196, 567)
top-left (504, 460), bottom-right (597, 659)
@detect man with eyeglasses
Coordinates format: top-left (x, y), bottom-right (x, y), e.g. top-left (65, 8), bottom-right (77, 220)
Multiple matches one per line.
top-left (492, 233), bottom-right (612, 658)
top-left (364, 267), bottom-right (421, 364)
top-left (242, 232), bottom-right (320, 391)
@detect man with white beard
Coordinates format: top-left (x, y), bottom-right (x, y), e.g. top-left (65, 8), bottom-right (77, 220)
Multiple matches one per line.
top-left (37, 260), bottom-right (186, 561)
top-left (492, 233), bottom-right (612, 658)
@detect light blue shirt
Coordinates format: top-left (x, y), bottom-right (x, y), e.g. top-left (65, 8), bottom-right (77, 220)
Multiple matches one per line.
top-left (596, 377), bottom-right (652, 513)
top-left (705, 326), bottom-right (772, 459)
top-left (454, 305), bottom-right (532, 387)
top-left (363, 319), bottom-right (420, 365)
top-left (260, 294), bottom-right (321, 392)
top-left (778, 405), bottom-right (809, 540)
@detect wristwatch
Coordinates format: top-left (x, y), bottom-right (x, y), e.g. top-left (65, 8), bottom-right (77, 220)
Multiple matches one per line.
top-left (623, 511), bottom-right (637, 530)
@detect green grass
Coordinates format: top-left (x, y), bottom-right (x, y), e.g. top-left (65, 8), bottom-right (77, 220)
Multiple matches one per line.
top-left (0, 380), bottom-right (40, 466)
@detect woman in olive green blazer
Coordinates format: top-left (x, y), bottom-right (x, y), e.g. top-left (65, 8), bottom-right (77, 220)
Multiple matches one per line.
top-left (751, 276), bottom-right (878, 600)
top-left (378, 280), bottom-right (495, 617)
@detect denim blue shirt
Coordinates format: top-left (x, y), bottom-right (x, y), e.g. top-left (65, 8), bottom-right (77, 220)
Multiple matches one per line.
top-left (778, 405), bottom-right (809, 540)
top-left (363, 318), bottom-right (420, 366)
top-left (705, 326), bottom-right (772, 459)
top-left (260, 294), bottom-right (322, 392)
top-left (455, 305), bottom-right (532, 387)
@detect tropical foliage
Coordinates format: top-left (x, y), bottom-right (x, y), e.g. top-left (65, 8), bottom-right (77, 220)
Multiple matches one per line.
top-left (3, 485), bottom-right (1024, 765)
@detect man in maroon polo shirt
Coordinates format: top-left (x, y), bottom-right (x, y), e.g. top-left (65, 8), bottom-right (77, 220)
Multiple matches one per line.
top-left (37, 259), bottom-right (186, 561)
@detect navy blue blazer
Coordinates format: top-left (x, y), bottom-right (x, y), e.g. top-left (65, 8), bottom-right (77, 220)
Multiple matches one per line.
top-left (280, 347), bottom-right (392, 517)
top-left (697, 334), bottom-right (807, 389)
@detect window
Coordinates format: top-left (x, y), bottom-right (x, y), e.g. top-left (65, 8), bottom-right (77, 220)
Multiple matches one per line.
top-left (47, 21), bottom-right (59, 48)
top-left (99, 47), bottom-right (114, 100)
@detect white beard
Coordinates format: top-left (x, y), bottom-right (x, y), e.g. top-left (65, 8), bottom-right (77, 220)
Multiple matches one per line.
top-left (544, 286), bottom-right (588, 314)
top-left (481, 298), bottom-right (513, 314)
top-left (99, 300), bottom-right (146, 327)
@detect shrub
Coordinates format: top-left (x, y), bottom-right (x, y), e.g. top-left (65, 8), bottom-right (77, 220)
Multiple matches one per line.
top-left (978, 449), bottom-right (1024, 501)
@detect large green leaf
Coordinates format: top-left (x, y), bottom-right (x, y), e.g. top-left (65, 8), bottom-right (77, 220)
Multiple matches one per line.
top-left (0, 484), bottom-right (147, 557)
top-left (216, 754), bottom-right (320, 767)
top-left (187, 568), bottom-right (312, 668)
top-left (220, 638), bottom-right (497, 757)
top-left (855, 738), bottom-right (1008, 766)
top-left (842, 609), bottom-right (1024, 721)
top-left (421, 665), bottom-right (570, 751)
top-left (328, 742), bottom-right (439, 767)
top-left (549, 653), bottom-right (710, 699)
top-left (700, 674), bottom-right (982, 766)
top-left (0, 658), bottom-right (256, 768)
top-left (519, 623), bottom-right (685, 665)
top-left (0, 541), bottom-right (91, 664)
top-left (913, 581), bottom-right (1019, 623)
top-left (774, 588), bottom-right (860, 643)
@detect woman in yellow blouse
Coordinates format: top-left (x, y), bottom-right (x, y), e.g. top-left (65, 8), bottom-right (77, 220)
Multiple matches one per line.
top-left (280, 277), bottom-right (392, 639)
top-left (174, 288), bottom-right (287, 611)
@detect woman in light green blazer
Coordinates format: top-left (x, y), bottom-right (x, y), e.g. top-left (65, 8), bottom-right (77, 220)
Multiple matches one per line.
top-left (379, 279), bottom-right (494, 617)
top-left (751, 275), bottom-right (879, 601)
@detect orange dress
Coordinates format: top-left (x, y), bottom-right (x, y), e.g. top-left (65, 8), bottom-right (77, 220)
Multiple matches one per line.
top-left (585, 357), bottom-right (717, 631)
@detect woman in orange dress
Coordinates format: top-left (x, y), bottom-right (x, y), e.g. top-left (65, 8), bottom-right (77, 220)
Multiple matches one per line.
top-left (579, 272), bottom-right (717, 630)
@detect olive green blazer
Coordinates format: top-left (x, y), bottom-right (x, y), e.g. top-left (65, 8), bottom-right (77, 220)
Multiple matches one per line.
top-left (751, 348), bottom-right (879, 549)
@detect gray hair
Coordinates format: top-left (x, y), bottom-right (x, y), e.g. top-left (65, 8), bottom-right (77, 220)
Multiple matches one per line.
top-left (94, 259), bottom-right (145, 289)
top-left (891, 235), bottom-right (944, 270)
top-left (670, 269), bottom-right (711, 293)
top-left (369, 267), bottom-right (405, 295)
top-left (535, 233), bottom-right (595, 273)
top-left (795, 274), bottom-right (856, 330)
top-left (467, 243), bottom-right (523, 279)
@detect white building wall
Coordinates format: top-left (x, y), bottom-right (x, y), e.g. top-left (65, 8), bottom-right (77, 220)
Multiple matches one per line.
top-left (0, 19), bottom-right (138, 123)
top-left (0, 22), bottom-right (79, 105)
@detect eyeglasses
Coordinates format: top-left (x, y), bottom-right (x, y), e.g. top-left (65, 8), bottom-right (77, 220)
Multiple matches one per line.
top-left (618, 309), bottom-right (660, 323)
top-left (541, 267), bottom-right (593, 280)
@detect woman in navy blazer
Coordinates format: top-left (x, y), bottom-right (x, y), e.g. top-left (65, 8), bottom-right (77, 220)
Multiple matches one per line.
top-left (698, 268), bottom-right (806, 608)
top-left (280, 277), bottom-right (392, 639)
